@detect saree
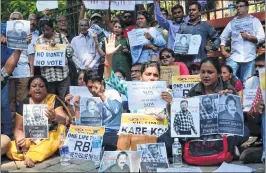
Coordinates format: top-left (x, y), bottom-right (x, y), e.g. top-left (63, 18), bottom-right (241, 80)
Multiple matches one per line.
top-left (7, 94), bottom-right (72, 163)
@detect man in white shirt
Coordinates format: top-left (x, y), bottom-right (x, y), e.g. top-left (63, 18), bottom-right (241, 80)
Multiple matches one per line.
top-left (220, 0), bottom-right (265, 83)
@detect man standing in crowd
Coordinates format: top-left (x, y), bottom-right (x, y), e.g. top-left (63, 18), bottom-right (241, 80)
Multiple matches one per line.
top-left (220, 0), bottom-right (265, 83)
top-left (174, 100), bottom-right (197, 135)
top-left (154, 0), bottom-right (187, 49)
top-left (178, 1), bottom-right (220, 67)
top-left (56, 15), bottom-right (73, 42)
top-left (218, 96), bottom-right (242, 122)
top-left (122, 11), bottom-right (136, 38)
top-left (130, 63), bottom-right (142, 81)
top-left (200, 95), bottom-right (218, 119)
top-left (142, 144), bottom-right (166, 163)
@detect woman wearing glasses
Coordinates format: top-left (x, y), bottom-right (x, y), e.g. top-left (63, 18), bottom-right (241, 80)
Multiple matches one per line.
top-left (159, 48), bottom-right (189, 75)
top-left (130, 11), bottom-right (166, 64)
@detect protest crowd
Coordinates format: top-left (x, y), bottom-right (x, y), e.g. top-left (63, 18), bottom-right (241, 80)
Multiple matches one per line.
top-left (1, 0), bottom-right (265, 171)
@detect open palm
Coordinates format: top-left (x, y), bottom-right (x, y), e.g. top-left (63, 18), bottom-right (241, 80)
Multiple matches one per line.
top-left (105, 33), bottom-right (121, 56)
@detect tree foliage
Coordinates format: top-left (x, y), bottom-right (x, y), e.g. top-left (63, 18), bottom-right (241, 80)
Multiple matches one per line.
top-left (1, 0), bottom-right (67, 22)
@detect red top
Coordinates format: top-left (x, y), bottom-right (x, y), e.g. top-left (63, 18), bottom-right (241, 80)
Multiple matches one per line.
top-left (123, 25), bottom-right (136, 38)
top-left (235, 79), bottom-right (244, 92)
top-left (173, 62), bottom-right (190, 75)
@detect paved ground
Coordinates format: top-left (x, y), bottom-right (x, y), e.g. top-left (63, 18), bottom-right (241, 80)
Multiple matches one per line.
top-left (1, 155), bottom-right (265, 172)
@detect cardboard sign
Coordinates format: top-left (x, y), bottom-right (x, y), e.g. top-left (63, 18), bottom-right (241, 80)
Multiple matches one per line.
top-left (160, 66), bottom-right (180, 86)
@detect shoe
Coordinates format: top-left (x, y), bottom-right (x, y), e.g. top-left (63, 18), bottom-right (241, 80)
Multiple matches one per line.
top-left (233, 146), bottom-right (240, 160)
top-left (240, 147), bottom-right (263, 163)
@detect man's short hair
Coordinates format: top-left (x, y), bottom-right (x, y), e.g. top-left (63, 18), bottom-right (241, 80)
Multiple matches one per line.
top-left (172, 4), bottom-right (184, 13)
top-left (148, 144), bottom-right (158, 149)
top-left (180, 35), bottom-right (187, 40)
top-left (181, 100), bottom-right (188, 105)
top-left (117, 151), bottom-right (128, 160)
top-left (86, 98), bottom-right (97, 107)
top-left (236, 0), bottom-right (249, 6)
top-left (255, 53), bottom-right (265, 62)
top-left (10, 12), bottom-right (23, 20)
top-left (202, 95), bottom-right (213, 102)
top-left (189, 1), bottom-right (201, 11)
top-left (132, 63), bottom-right (142, 67)
top-left (225, 96), bottom-right (236, 105)
top-left (114, 69), bottom-right (126, 79)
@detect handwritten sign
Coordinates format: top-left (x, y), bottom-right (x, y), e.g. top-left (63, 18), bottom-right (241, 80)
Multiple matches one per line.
top-left (67, 126), bottom-right (104, 163)
top-left (110, 1), bottom-right (135, 11)
top-left (136, 0), bottom-right (153, 4)
top-left (174, 34), bottom-right (202, 55)
top-left (69, 86), bottom-right (92, 105)
top-left (36, 0), bottom-right (58, 11)
top-left (23, 104), bottom-right (48, 139)
top-left (243, 89), bottom-right (257, 112)
top-left (83, 0), bottom-right (109, 10)
top-left (172, 75), bottom-right (200, 98)
top-left (6, 20), bottom-right (30, 50)
top-left (34, 44), bottom-right (66, 67)
top-left (127, 28), bottom-right (156, 47)
top-left (118, 114), bottom-right (168, 137)
top-left (160, 66), bottom-right (180, 86)
top-left (127, 81), bottom-right (167, 110)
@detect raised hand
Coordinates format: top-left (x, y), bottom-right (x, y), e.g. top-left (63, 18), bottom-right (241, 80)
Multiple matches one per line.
top-left (104, 33), bottom-right (121, 56)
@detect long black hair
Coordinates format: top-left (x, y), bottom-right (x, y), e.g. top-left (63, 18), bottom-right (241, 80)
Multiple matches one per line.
top-left (27, 75), bottom-right (48, 90)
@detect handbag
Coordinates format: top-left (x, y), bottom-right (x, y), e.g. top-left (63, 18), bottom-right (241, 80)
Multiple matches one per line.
top-left (117, 134), bottom-right (157, 151)
top-left (184, 134), bottom-right (233, 166)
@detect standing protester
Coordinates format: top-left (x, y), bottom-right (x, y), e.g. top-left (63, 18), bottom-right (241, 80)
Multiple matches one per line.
top-left (130, 63), bottom-right (142, 81)
top-left (154, 0), bottom-right (187, 49)
top-left (220, 0), bottom-right (265, 83)
top-left (122, 11), bottom-right (136, 38)
top-left (35, 20), bottom-right (71, 100)
top-left (131, 10), bottom-right (166, 64)
top-left (177, 1), bottom-right (220, 67)
top-left (56, 15), bottom-right (73, 42)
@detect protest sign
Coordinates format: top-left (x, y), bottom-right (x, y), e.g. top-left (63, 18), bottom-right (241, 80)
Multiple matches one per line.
top-left (199, 94), bottom-right (219, 135)
top-left (173, 34), bottom-right (201, 55)
top-left (137, 143), bottom-right (169, 172)
top-left (157, 167), bottom-right (203, 172)
top-left (127, 28), bottom-right (156, 47)
top-left (34, 44), bottom-right (66, 67)
top-left (110, 1), bottom-right (135, 11)
top-left (83, 0), bottom-right (109, 10)
top-left (79, 97), bottom-right (103, 126)
top-left (6, 20), bottom-right (30, 50)
top-left (36, 0), bottom-right (58, 11)
top-left (171, 98), bottom-right (200, 137)
top-left (172, 75), bottom-right (200, 98)
top-left (118, 114), bottom-right (168, 137)
top-left (243, 89), bottom-right (257, 112)
top-left (259, 68), bottom-right (265, 102)
top-left (127, 81), bottom-right (167, 110)
top-left (69, 86), bottom-right (92, 105)
top-left (88, 24), bottom-right (105, 42)
top-left (160, 66), bottom-right (180, 86)
top-left (99, 151), bottom-right (142, 172)
top-left (136, 0), bottom-right (153, 4)
top-left (218, 94), bottom-right (244, 136)
top-left (67, 126), bottom-right (104, 163)
top-left (23, 104), bottom-right (48, 139)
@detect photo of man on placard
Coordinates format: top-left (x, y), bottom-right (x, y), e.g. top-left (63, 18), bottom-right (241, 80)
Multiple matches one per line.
top-left (200, 95), bottom-right (218, 119)
top-left (174, 35), bottom-right (190, 54)
top-left (218, 95), bottom-right (242, 122)
top-left (103, 151), bottom-right (130, 172)
top-left (80, 98), bottom-right (102, 125)
top-left (173, 100), bottom-right (197, 135)
top-left (142, 144), bottom-right (167, 163)
top-left (7, 21), bottom-right (27, 38)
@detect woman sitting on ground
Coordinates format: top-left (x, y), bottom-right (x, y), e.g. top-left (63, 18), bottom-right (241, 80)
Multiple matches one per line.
top-left (7, 75), bottom-right (71, 168)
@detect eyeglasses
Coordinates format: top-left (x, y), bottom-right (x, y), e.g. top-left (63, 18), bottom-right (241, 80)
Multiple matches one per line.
top-left (236, 5), bottom-right (246, 8)
top-left (160, 55), bottom-right (171, 60)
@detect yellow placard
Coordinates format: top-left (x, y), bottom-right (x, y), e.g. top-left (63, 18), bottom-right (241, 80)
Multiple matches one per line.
top-left (35, 44), bottom-right (66, 51)
top-left (172, 75), bottom-right (200, 83)
top-left (121, 113), bottom-right (168, 126)
top-left (68, 125), bottom-right (105, 135)
top-left (160, 66), bottom-right (180, 86)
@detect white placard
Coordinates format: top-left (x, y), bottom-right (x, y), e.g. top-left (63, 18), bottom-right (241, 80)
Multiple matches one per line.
top-left (136, 0), bottom-right (153, 4)
top-left (127, 28), bottom-right (156, 47)
top-left (157, 167), bottom-right (203, 172)
top-left (174, 34), bottom-right (202, 55)
top-left (34, 44), bottom-right (66, 67)
top-left (171, 98), bottom-right (200, 137)
top-left (23, 104), bottom-right (48, 139)
top-left (6, 20), bottom-right (30, 50)
top-left (69, 86), bottom-right (92, 105)
top-left (83, 0), bottom-right (109, 10)
top-left (110, 1), bottom-right (135, 11)
top-left (243, 89), bottom-right (257, 112)
top-left (36, 0), bottom-right (58, 11)
top-left (127, 81), bottom-right (167, 110)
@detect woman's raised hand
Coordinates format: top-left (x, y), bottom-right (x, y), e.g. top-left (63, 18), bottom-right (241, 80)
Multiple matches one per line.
top-left (104, 33), bottom-right (121, 56)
